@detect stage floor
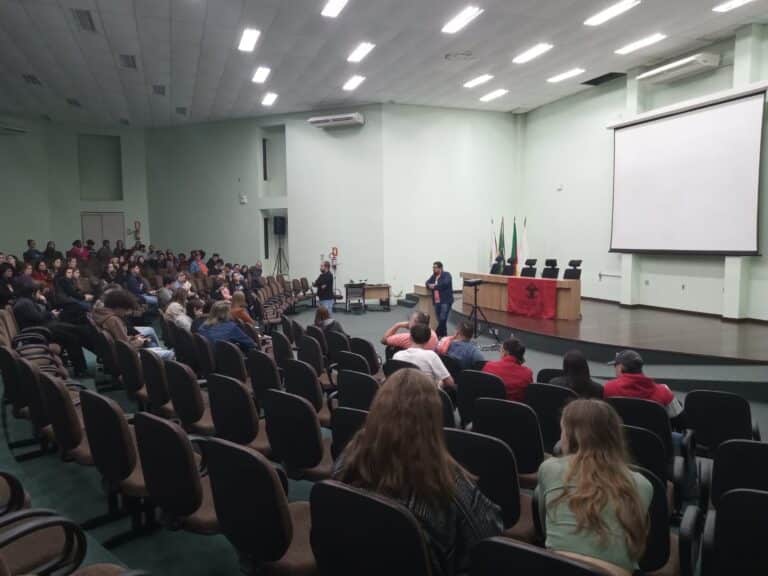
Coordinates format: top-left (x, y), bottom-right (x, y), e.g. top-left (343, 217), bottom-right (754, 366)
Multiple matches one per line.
top-left (453, 299), bottom-right (768, 365)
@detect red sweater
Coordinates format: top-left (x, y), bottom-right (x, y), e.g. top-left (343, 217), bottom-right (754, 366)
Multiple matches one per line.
top-left (482, 356), bottom-right (533, 402)
top-left (603, 373), bottom-right (675, 406)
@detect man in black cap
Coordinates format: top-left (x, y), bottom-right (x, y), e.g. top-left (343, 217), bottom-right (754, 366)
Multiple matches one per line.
top-left (604, 350), bottom-right (682, 418)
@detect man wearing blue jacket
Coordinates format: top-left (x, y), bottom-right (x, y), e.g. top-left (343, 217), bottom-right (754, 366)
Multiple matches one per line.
top-left (426, 261), bottom-right (453, 338)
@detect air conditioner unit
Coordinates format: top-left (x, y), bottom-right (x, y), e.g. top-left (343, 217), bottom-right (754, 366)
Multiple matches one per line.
top-left (307, 112), bottom-right (365, 128)
top-left (0, 121), bottom-right (28, 135)
top-left (636, 53), bottom-right (721, 84)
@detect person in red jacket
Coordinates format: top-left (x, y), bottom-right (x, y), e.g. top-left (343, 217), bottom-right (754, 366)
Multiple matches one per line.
top-left (482, 338), bottom-right (533, 401)
top-left (604, 350), bottom-right (682, 418)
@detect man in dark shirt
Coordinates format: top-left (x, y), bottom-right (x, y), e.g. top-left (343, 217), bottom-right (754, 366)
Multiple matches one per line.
top-left (314, 261), bottom-right (335, 315)
top-left (426, 261), bottom-right (454, 338)
top-left (23, 240), bottom-right (42, 263)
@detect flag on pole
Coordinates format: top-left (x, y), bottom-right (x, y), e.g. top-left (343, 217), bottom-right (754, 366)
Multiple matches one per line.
top-left (498, 218), bottom-right (506, 263)
top-left (518, 217), bottom-right (529, 275)
top-left (510, 218), bottom-right (518, 275)
top-left (489, 219), bottom-right (496, 269)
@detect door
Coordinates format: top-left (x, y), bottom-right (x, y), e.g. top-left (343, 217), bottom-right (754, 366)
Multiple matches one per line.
top-left (80, 212), bottom-right (125, 246)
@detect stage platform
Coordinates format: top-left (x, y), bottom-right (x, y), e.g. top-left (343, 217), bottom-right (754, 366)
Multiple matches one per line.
top-left (451, 298), bottom-right (768, 366)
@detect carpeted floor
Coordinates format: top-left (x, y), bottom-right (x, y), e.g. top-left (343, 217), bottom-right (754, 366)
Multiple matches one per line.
top-left (0, 304), bottom-right (765, 574)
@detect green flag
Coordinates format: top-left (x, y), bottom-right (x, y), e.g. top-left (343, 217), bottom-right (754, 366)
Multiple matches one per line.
top-left (498, 218), bottom-right (506, 262)
top-left (510, 218), bottom-right (518, 275)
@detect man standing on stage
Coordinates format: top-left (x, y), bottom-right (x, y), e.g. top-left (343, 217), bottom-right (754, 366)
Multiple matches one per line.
top-left (426, 261), bottom-right (453, 338)
top-left (314, 260), bottom-right (335, 315)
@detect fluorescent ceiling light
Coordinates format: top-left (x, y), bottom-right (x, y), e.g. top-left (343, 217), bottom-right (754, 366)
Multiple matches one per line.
top-left (513, 43), bottom-right (554, 64)
top-left (441, 5), bottom-right (484, 34)
top-left (238, 28), bottom-right (260, 52)
top-left (321, 0), bottom-right (348, 18)
top-left (548, 68), bottom-right (586, 83)
top-left (252, 66), bottom-right (271, 83)
top-left (615, 33), bottom-right (666, 55)
top-left (479, 88), bottom-right (508, 102)
top-left (463, 74), bottom-right (494, 88)
top-left (713, 0), bottom-right (757, 12)
top-left (347, 42), bottom-right (375, 63)
top-left (584, 0), bottom-right (641, 26)
top-left (343, 74), bottom-right (366, 91)
top-left (262, 92), bottom-right (278, 106)
top-left (635, 55), bottom-right (700, 79)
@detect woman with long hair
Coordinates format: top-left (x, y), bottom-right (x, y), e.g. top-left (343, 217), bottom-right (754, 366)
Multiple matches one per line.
top-left (197, 300), bottom-right (255, 352)
top-left (537, 399), bottom-right (651, 576)
top-left (550, 350), bottom-right (604, 399)
top-left (165, 288), bottom-right (193, 331)
top-left (314, 305), bottom-right (345, 335)
top-left (335, 369), bottom-right (502, 575)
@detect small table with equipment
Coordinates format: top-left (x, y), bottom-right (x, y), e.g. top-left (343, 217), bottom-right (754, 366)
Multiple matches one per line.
top-left (344, 283), bottom-right (392, 313)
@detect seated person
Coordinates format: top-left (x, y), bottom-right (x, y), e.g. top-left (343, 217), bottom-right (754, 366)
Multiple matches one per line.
top-left (0, 263), bottom-right (15, 307)
top-left (23, 239), bottom-right (43, 263)
top-left (15, 263), bottom-right (37, 291)
top-left (482, 337), bottom-right (533, 401)
top-left (381, 311), bottom-right (438, 351)
top-left (335, 368), bottom-right (502, 576)
top-left (189, 299), bottom-right (207, 333)
top-left (537, 399), bottom-right (651, 576)
top-left (230, 291), bottom-right (255, 326)
top-left (604, 350), bottom-right (682, 418)
top-left (314, 305), bottom-right (345, 335)
top-left (436, 321), bottom-right (484, 370)
top-left (31, 260), bottom-right (52, 291)
top-left (93, 289), bottom-right (174, 360)
top-left (171, 271), bottom-right (194, 294)
top-left (125, 264), bottom-right (158, 309)
top-left (165, 289), bottom-right (193, 331)
top-left (54, 267), bottom-right (93, 310)
top-left (550, 350), bottom-right (603, 399)
top-left (156, 276), bottom-right (175, 309)
top-left (393, 324), bottom-right (454, 390)
top-left (197, 301), bottom-right (256, 352)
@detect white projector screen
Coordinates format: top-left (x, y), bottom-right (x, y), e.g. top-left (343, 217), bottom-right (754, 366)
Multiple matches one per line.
top-left (611, 93), bottom-right (764, 254)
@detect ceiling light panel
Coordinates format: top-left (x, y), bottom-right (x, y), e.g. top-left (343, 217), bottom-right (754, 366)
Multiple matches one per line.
top-left (480, 88), bottom-right (508, 102)
top-left (615, 33), bottom-right (666, 55)
top-left (252, 66), bottom-right (271, 83)
top-left (343, 75), bottom-right (366, 91)
top-left (262, 92), bottom-right (278, 106)
top-left (348, 42), bottom-right (375, 63)
top-left (548, 68), bottom-right (586, 83)
top-left (584, 0), bottom-right (641, 26)
top-left (513, 43), bottom-right (554, 64)
top-left (238, 28), bottom-right (261, 52)
top-left (321, 0), bottom-right (349, 18)
top-left (442, 6), bottom-right (484, 34)
top-left (713, 0), bottom-right (757, 12)
top-left (464, 74), bottom-right (494, 88)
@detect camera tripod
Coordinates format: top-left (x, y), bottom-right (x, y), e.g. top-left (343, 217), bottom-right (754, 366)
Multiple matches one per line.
top-left (466, 281), bottom-right (501, 345)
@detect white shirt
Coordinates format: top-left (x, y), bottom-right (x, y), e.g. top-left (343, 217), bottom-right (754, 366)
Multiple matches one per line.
top-left (393, 348), bottom-right (450, 383)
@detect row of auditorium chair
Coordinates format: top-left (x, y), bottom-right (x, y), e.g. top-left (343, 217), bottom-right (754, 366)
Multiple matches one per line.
top-left (1, 307), bottom-right (767, 574)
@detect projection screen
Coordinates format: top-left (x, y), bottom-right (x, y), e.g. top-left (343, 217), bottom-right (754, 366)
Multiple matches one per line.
top-left (610, 92), bottom-right (764, 254)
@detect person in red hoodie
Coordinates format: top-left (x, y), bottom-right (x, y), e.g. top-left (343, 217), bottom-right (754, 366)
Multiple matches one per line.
top-left (604, 350), bottom-right (683, 418)
top-left (482, 337), bottom-right (533, 401)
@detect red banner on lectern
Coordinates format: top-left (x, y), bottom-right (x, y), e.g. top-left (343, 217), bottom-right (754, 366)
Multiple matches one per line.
top-left (507, 278), bottom-right (557, 319)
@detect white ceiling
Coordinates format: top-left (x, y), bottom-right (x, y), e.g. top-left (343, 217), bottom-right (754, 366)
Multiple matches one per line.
top-left (1, 0), bottom-right (767, 127)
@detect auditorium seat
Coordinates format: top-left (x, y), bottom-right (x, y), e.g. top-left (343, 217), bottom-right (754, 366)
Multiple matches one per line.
top-left (525, 383), bottom-right (577, 453)
top-left (138, 349), bottom-right (176, 419)
top-left (282, 359), bottom-right (331, 428)
top-left (473, 398), bottom-right (547, 490)
top-left (263, 389), bottom-right (332, 481)
top-left (206, 373), bottom-right (271, 458)
top-left (93, 330), bottom-right (121, 388)
top-left (335, 351), bottom-right (370, 375)
top-left (330, 407), bottom-right (368, 458)
top-left (337, 370), bottom-right (378, 411)
top-left (201, 437), bottom-right (315, 575)
top-left (291, 320), bottom-right (306, 347)
top-left (172, 328), bottom-right (201, 378)
top-left (443, 428), bottom-right (536, 542)
top-left (192, 334), bottom-right (216, 379)
top-left (455, 370), bottom-right (506, 428)
top-left (382, 359), bottom-right (418, 378)
top-left (305, 325), bottom-right (329, 357)
top-left (471, 537), bottom-right (607, 576)
top-left (0, 471), bottom-right (29, 516)
top-left (270, 330), bottom-right (294, 370)
top-left (297, 335), bottom-right (333, 389)
top-left (246, 349), bottom-right (282, 410)
top-left (438, 387), bottom-right (458, 429)
top-left (37, 373), bottom-right (92, 465)
top-left (114, 341), bottom-right (149, 410)
top-left (349, 337), bottom-right (383, 380)
top-left (310, 480), bottom-right (432, 576)
top-left (165, 360), bottom-right (214, 435)
top-left (16, 358), bottom-right (57, 451)
top-left (134, 412), bottom-right (219, 535)
top-left (438, 353), bottom-right (462, 380)
top-left (280, 317), bottom-right (295, 345)
top-left (535, 368), bottom-right (564, 383)
top-left (325, 331), bottom-right (350, 364)
top-left (213, 340), bottom-right (249, 384)
top-left (683, 390), bottom-right (761, 458)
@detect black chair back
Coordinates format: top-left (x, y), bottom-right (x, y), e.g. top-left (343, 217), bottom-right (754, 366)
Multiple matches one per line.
top-left (134, 412), bottom-right (202, 518)
top-left (93, 329), bottom-right (120, 379)
top-left (624, 425), bottom-right (668, 484)
top-left (114, 340), bottom-right (145, 406)
top-left (350, 337), bottom-right (380, 375)
top-left (159, 314), bottom-right (175, 348)
top-left (438, 387), bottom-right (456, 429)
top-left (606, 397), bottom-right (674, 463)
top-left (283, 359), bottom-right (323, 412)
top-left (710, 440), bottom-right (768, 508)
top-left (443, 428), bottom-right (520, 528)
top-left (207, 373), bottom-right (259, 446)
top-left (291, 320), bottom-right (305, 345)
top-left (246, 349), bottom-right (282, 409)
top-left (306, 325), bottom-right (328, 355)
top-left (473, 398), bottom-right (545, 475)
top-left (471, 537), bottom-right (606, 576)
top-left (563, 268), bottom-right (581, 280)
top-left (0, 345), bottom-right (25, 414)
top-left (16, 358), bottom-right (50, 435)
top-left (37, 372), bottom-right (85, 457)
top-left (542, 267), bottom-right (560, 279)
top-left (455, 370), bottom-right (506, 427)
top-left (310, 480), bottom-right (433, 576)
top-left (280, 316), bottom-right (294, 344)
top-left (270, 330), bottom-right (294, 369)
top-left (438, 354), bottom-right (462, 379)
top-left (298, 335), bottom-right (325, 378)
top-left (203, 438), bottom-right (293, 565)
top-left (336, 351), bottom-right (370, 374)
top-left (330, 407), bottom-right (368, 459)
top-left (139, 349), bottom-right (173, 415)
top-left (520, 267), bottom-right (537, 278)
top-left (526, 383), bottom-right (577, 453)
top-left (684, 390), bottom-right (756, 456)
top-left (173, 328), bottom-right (200, 375)
top-left (337, 370), bottom-right (378, 411)
top-left (633, 466), bottom-right (670, 573)
top-left (325, 330), bottom-right (350, 362)
top-left (536, 368), bottom-right (564, 383)
top-left (165, 359), bottom-right (207, 431)
top-left (263, 389), bottom-right (324, 473)
top-left (193, 333), bottom-right (215, 378)
top-left (214, 340), bottom-right (248, 383)
top-left (80, 389), bottom-right (136, 489)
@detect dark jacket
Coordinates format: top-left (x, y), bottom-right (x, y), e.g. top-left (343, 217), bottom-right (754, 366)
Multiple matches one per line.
top-left (55, 276), bottom-right (84, 302)
top-left (426, 271), bottom-right (454, 306)
top-left (314, 271), bottom-right (334, 300)
top-left (125, 274), bottom-right (148, 297)
top-left (549, 375), bottom-right (604, 399)
top-left (13, 296), bottom-right (53, 329)
top-left (197, 321), bottom-right (256, 353)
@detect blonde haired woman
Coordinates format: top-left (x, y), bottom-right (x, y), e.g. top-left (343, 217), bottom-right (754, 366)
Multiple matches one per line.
top-left (230, 290), bottom-right (255, 326)
top-left (537, 399), bottom-right (651, 576)
top-left (197, 300), bottom-right (256, 352)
